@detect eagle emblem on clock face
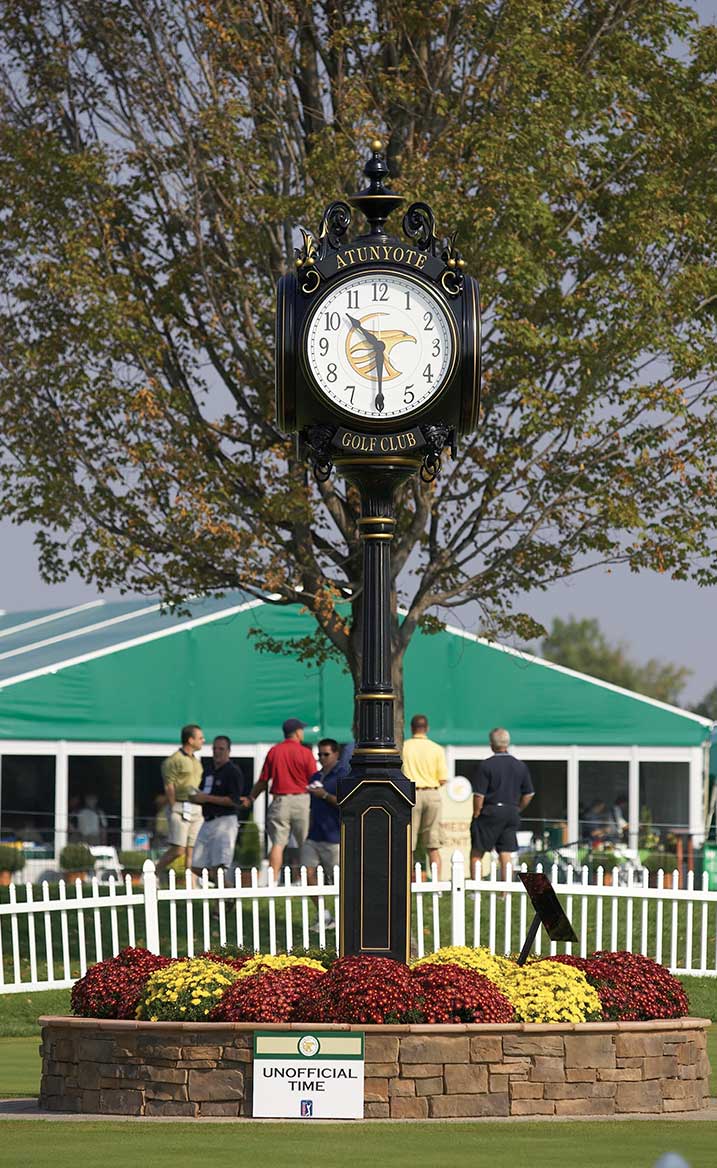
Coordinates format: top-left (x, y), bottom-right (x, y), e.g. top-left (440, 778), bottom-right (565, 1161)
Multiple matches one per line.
top-left (345, 313), bottom-right (417, 381)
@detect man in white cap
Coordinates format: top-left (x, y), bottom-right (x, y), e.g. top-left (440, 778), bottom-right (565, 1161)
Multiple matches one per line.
top-left (470, 727), bottom-right (534, 882)
top-left (244, 718), bottom-right (316, 880)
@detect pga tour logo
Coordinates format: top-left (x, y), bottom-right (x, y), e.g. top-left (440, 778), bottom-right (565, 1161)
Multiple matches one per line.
top-left (300, 1099), bottom-right (314, 1118)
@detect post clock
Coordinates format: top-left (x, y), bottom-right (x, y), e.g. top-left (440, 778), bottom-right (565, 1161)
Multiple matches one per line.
top-left (275, 142), bottom-right (481, 962)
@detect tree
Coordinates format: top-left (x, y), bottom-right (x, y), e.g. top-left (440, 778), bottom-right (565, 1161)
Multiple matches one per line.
top-left (1, 2), bottom-right (716, 738)
top-left (691, 686), bottom-right (717, 721)
top-left (541, 616), bottom-right (690, 704)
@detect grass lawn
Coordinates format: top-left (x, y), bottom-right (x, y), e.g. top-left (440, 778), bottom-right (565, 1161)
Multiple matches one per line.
top-left (0, 1120), bottom-right (715, 1168)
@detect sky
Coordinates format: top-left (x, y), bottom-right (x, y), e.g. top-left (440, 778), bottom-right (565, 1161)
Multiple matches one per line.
top-left (1, 2), bottom-right (716, 709)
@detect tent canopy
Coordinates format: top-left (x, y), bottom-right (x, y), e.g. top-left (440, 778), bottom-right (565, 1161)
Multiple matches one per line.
top-left (0, 594), bottom-right (711, 746)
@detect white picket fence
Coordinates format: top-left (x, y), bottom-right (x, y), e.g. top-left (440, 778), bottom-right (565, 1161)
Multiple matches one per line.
top-left (1, 854), bottom-right (716, 993)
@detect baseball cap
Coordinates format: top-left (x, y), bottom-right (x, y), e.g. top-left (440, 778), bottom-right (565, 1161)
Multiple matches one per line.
top-left (282, 718), bottom-right (308, 736)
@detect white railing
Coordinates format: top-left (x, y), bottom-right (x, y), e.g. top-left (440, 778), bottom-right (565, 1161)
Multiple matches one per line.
top-left (1, 854), bottom-right (715, 993)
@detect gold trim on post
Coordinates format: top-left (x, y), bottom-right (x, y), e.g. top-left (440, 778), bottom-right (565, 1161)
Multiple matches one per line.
top-left (354, 747), bottom-right (401, 755)
top-left (405, 823), bottom-right (412, 964)
top-left (337, 777), bottom-right (413, 807)
top-left (360, 806), bottom-right (391, 951)
top-left (357, 516), bottom-right (396, 526)
top-left (360, 532), bottom-right (394, 540)
top-left (355, 693), bottom-right (396, 701)
top-left (335, 455), bottom-right (422, 470)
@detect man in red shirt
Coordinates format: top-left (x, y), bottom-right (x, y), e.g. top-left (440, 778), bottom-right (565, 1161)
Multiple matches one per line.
top-left (244, 718), bottom-right (316, 881)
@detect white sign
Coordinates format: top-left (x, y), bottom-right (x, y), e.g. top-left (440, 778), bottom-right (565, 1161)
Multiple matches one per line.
top-left (252, 1031), bottom-right (365, 1119)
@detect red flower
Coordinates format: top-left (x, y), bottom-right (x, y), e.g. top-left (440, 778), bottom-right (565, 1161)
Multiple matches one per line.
top-left (197, 950), bottom-right (251, 971)
top-left (71, 947), bottom-right (174, 1019)
top-left (210, 965), bottom-right (326, 1023)
top-left (302, 955), bottom-right (419, 1025)
top-left (544, 951), bottom-right (689, 1021)
top-left (411, 962), bottom-right (515, 1024)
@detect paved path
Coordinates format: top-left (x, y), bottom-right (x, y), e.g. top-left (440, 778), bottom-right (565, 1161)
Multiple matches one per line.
top-left (2, 1097), bottom-right (716, 1124)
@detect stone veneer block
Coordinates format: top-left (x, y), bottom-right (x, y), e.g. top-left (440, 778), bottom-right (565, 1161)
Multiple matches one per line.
top-left (37, 1016), bottom-right (711, 1120)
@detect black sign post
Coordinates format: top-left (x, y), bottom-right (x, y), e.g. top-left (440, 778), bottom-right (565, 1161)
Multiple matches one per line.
top-left (517, 872), bottom-right (578, 965)
top-left (275, 144), bottom-right (481, 962)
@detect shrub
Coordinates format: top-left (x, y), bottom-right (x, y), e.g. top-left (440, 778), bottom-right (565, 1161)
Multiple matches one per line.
top-left (118, 850), bottom-right (149, 873)
top-left (59, 843), bottom-right (94, 872)
top-left (0, 844), bottom-right (25, 873)
top-left (547, 951), bottom-right (689, 1021)
top-left (412, 945), bottom-right (513, 984)
top-left (497, 960), bottom-right (602, 1024)
top-left (235, 820), bottom-right (262, 868)
top-left (71, 947), bottom-right (173, 1019)
top-left (411, 962), bottom-right (515, 1024)
top-left (211, 964), bottom-right (326, 1023)
top-left (236, 953), bottom-right (326, 979)
top-left (310, 955), bottom-right (420, 1024)
top-left (137, 957), bottom-right (239, 1021)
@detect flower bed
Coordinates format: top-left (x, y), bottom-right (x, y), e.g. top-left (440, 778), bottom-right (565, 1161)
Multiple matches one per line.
top-left (66, 945), bottom-right (695, 1027)
top-left (41, 944), bottom-right (709, 1118)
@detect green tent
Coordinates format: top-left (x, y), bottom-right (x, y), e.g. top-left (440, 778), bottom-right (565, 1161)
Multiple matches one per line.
top-left (0, 593), bottom-right (710, 747)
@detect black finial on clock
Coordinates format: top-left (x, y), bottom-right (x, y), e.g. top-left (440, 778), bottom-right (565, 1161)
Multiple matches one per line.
top-left (348, 140), bottom-right (404, 238)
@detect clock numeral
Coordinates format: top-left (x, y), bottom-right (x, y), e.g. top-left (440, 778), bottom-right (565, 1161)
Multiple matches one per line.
top-left (422, 364), bottom-right (433, 383)
top-left (327, 363), bottom-right (338, 383)
top-left (403, 385), bottom-right (415, 405)
top-left (423, 310), bottom-right (434, 331)
top-left (372, 281), bottom-right (389, 302)
top-left (346, 289), bottom-right (359, 309)
top-left (404, 290), bottom-right (411, 310)
top-left (319, 337), bottom-right (329, 356)
top-left (323, 311), bottom-right (341, 330)
top-left (432, 338), bottom-right (440, 358)
top-left (344, 384), bottom-right (356, 404)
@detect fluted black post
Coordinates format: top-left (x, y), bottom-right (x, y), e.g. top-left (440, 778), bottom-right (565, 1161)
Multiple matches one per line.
top-left (335, 454), bottom-right (419, 963)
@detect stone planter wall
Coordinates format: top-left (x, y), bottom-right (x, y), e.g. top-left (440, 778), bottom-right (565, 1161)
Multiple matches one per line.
top-left (39, 1016), bottom-right (711, 1119)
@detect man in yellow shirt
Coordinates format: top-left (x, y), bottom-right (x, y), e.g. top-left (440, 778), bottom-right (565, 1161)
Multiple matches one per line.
top-left (402, 713), bottom-right (447, 878)
top-left (155, 723), bottom-right (205, 877)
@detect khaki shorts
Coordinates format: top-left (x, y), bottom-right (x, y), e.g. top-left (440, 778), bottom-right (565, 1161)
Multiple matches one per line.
top-left (266, 793), bottom-right (311, 850)
top-left (167, 803), bottom-right (203, 848)
top-left (411, 788), bottom-right (444, 850)
top-left (300, 838), bottom-right (340, 875)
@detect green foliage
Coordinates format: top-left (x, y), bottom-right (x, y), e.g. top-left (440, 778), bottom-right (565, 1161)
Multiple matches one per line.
top-left (541, 616), bottom-right (690, 703)
top-left (0, 844), bottom-right (25, 873)
top-left (234, 821), bottom-right (262, 869)
top-left (59, 844), bottom-right (94, 873)
top-left (0, 1), bottom-right (716, 723)
top-left (118, 850), bottom-right (148, 873)
top-left (691, 684), bottom-right (717, 720)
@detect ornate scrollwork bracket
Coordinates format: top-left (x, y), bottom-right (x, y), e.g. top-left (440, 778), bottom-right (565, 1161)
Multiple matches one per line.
top-left (294, 227), bottom-right (321, 294)
top-left (318, 201), bottom-right (353, 257)
top-left (402, 201), bottom-right (440, 255)
top-left (303, 423), bottom-right (337, 483)
top-left (419, 423), bottom-right (455, 482)
top-left (439, 231), bottom-right (467, 297)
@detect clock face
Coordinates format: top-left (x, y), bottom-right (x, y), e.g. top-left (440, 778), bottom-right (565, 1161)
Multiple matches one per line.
top-left (302, 270), bottom-right (457, 422)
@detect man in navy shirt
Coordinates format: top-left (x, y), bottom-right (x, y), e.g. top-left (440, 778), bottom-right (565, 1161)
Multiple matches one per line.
top-left (301, 738), bottom-right (345, 927)
top-left (470, 727), bottom-right (534, 882)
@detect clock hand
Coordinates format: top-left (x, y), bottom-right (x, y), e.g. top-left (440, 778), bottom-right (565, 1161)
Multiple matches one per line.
top-left (375, 346), bottom-right (385, 414)
top-left (346, 314), bottom-right (385, 352)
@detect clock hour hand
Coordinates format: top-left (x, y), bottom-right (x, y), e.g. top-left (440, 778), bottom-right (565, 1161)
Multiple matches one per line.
top-left (346, 314), bottom-right (385, 353)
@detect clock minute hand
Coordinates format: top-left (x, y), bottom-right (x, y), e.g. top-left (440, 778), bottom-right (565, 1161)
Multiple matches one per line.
top-left (374, 346), bottom-right (385, 414)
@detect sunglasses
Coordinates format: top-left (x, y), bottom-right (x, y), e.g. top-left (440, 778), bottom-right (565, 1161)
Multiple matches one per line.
top-left (318, 751), bottom-right (334, 757)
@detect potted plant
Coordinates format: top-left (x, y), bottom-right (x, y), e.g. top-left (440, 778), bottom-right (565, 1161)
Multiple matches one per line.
top-left (641, 850), bottom-right (678, 888)
top-left (59, 843), bottom-right (94, 882)
top-left (119, 850), bottom-right (149, 887)
top-left (0, 843), bottom-right (25, 886)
